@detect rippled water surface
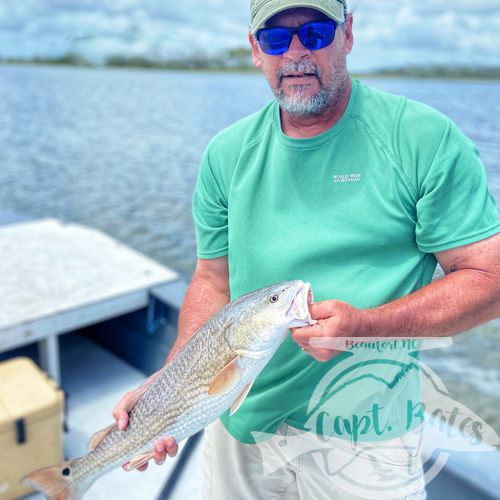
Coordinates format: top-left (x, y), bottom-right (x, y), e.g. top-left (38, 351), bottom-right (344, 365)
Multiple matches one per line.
top-left (0, 64), bottom-right (499, 434)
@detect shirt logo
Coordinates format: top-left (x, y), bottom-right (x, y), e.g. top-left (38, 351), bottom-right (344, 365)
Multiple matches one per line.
top-left (333, 173), bottom-right (362, 184)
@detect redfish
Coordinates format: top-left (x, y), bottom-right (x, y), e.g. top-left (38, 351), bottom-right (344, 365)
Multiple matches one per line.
top-left (22, 280), bottom-right (314, 499)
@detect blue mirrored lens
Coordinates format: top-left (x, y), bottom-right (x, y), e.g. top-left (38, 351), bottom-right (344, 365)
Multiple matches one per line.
top-left (299, 21), bottom-right (335, 51)
top-left (257, 20), bottom-right (336, 55)
top-left (257, 27), bottom-right (291, 55)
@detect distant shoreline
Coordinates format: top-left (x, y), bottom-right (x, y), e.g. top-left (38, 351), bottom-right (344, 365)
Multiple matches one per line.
top-left (1, 57), bottom-right (500, 81)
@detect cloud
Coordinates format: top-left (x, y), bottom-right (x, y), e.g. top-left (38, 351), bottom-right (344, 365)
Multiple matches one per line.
top-left (0, 0), bottom-right (499, 70)
top-left (348, 0), bottom-right (500, 69)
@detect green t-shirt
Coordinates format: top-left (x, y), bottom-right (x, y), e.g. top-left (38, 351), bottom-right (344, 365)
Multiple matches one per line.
top-left (192, 77), bottom-right (500, 444)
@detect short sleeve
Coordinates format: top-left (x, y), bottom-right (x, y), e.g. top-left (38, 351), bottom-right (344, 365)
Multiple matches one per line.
top-left (192, 147), bottom-right (229, 259)
top-left (415, 120), bottom-right (500, 253)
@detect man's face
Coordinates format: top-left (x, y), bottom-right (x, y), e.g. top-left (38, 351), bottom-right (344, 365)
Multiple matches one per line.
top-left (249, 7), bottom-right (353, 116)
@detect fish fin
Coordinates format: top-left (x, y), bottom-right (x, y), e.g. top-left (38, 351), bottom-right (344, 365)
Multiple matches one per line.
top-left (208, 357), bottom-right (242, 396)
top-left (21, 461), bottom-right (84, 500)
top-left (123, 451), bottom-right (155, 471)
top-left (234, 347), bottom-right (270, 360)
top-left (230, 381), bottom-right (254, 416)
top-left (87, 422), bottom-right (117, 452)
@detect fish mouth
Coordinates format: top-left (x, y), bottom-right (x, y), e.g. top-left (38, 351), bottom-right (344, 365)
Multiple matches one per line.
top-left (286, 282), bottom-right (316, 327)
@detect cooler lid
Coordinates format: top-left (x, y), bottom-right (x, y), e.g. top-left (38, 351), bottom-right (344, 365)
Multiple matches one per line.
top-left (0, 357), bottom-right (61, 432)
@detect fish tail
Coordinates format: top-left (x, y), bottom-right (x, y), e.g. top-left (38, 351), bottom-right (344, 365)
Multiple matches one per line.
top-left (21, 460), bottom-right (86, 500)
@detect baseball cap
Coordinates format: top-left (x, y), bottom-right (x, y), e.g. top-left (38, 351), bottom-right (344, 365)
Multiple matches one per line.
top-left (250, 0), bottom-right (347, 34)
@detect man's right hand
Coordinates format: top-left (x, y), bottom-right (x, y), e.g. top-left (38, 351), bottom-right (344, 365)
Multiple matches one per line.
top-left (113, 384), bottom-right (179, 472)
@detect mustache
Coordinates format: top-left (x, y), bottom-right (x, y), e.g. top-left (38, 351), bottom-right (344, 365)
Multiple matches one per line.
top-left (277, 60), bottom-right (321, 83)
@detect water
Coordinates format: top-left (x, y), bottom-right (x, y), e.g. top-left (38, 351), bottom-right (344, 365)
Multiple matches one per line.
top-left (0, 65), bottom-right (268, 276)
top-left (0, 64), bottom-right (499, 437)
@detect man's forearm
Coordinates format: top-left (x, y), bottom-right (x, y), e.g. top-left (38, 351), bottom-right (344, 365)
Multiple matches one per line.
top-left (165, 276), bottom-right (230, 364)
top-left (364, 268), bottom-right (500, 338)
top-left (295, 268), bottom-right (500, 362)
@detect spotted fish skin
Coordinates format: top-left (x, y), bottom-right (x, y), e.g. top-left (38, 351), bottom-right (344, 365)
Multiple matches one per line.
top-left (22, 280), bottom-right (314, 499)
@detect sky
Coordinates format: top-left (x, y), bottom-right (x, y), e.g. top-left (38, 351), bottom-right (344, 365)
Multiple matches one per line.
top-left (0, 0), bottom-right (499, 71)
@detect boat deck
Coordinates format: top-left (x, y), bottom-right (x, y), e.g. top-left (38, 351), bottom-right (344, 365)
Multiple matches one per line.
top-left (0, 218), bottom-right (178, 382)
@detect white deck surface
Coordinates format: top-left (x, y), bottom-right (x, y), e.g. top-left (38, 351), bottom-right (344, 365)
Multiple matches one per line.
top-left (0, 219), bottom-right (178, 381)
top-left (23, 333), bottom-right (203, 500)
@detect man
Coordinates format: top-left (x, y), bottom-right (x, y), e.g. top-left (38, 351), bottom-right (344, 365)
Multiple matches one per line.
top-left (114, 0), bottom-right (500, 498)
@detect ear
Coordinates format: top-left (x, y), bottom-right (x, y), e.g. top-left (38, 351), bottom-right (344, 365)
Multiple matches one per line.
top-left (248, 31), bottom-right (263, 69)
top-left (343, 15), bottom-right (354, 54)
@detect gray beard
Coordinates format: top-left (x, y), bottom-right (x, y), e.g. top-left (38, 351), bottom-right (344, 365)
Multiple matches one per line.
top-left (272, 60), bottom-right (348, 117)
top-left (276, 86), bottom-right (331, 116)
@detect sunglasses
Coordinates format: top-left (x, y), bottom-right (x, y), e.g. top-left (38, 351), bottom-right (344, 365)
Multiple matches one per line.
top-left (256, 19), bottom-right (338, 56)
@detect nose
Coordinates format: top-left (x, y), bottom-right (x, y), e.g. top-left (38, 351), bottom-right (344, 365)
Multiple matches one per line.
top-left (284, 33), bottom-right (310, 60)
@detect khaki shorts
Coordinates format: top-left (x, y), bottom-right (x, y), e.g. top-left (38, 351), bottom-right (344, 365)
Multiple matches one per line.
top-left (203, 419), bottom-right (426, 500)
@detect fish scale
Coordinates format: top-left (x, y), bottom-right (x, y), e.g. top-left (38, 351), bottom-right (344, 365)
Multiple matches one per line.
top-left (22, 280), bottom-right (314, 499)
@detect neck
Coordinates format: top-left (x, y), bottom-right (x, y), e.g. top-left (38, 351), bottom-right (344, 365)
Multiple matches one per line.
top-left (280, 77), bottom-right (352, 139)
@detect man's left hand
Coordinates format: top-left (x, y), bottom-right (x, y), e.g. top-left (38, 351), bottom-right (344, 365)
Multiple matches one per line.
top-left (291, 300), bottom-right (368, 362)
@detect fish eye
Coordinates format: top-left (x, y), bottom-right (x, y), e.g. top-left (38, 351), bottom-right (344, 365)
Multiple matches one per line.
top-left (269, 294), bottom-right (279, 303)
top-left (62, 467), bottom-right (71, 476)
